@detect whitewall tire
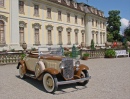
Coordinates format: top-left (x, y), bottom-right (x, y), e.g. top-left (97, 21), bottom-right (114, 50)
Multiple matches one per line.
top-left (43, 73), bottom-right (58, 93)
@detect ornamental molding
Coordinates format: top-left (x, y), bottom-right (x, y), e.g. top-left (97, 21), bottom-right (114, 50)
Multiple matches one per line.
top-left (19, 21), bottom-right (27, 28)
top-left (46, 24), bottom-right (53, 30)
top-left (0, 15), bottom-right (8, 22)
top-left (74, 28), bottom-right (79, 33)
top-left (32, 23), bottom-right (41, 29)
top-left (66, 27), bottom-right (72, 32)
top-left (57, 26), bottom-right (63, 31)
top-left (81, 30), bottom-right (85, 33)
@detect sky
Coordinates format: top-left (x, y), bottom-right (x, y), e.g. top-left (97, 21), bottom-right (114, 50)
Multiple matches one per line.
top-left (77, 0), bottom-right (130, 34)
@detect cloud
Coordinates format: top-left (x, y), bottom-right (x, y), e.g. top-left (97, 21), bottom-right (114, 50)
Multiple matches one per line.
top-left (120, 18), bottom-right (129, 34)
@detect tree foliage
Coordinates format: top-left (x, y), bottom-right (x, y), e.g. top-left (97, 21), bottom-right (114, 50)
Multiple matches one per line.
top-left (107, 32), bottom-right (113, 42)
top-left (124, 22), bottom-right (130, 41)
top-left (107, 10), bottom-right (121, 41)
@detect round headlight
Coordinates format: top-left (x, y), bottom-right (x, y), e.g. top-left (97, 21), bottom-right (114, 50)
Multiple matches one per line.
top-left (75, 61), bottom-right (80, 67)
top-left (59, 62), bottom-right (65, 69)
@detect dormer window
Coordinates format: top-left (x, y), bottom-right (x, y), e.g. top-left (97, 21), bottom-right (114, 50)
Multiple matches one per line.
top-left (65, 0), bottom-right (70, 6)
top-left (95, 9), bottom-right (97, 14)
top-left (79, 4), bottom-right (84, 11)
top-left (73, 2), bottom-right (77, 8)
top-left (90, 7), bottom-right (94, 13)
top-left (57, 0), bottom-right (61, 3)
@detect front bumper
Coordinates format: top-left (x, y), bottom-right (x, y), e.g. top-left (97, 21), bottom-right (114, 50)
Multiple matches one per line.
top-left (57, 76), bottom-right (91, 85)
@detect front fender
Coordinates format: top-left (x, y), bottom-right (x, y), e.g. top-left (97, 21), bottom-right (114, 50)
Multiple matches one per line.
top-left (43, 68), bottom-right (59, 75)
top-left (75, 64), bottom-right (89, 76)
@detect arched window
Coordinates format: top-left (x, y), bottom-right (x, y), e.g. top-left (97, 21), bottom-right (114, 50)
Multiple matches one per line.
top-left (57, 26), bottom-right (63, 45)
top-left (81, 30), bottom-right (85, 43)
top-left (67, 32), bottom-right (71, 45)
top-left (74, 29), bottom-right (79, 45)
top-left (66, 27), bottom-right (72, 45)
top-left (46, 25), bottom-right (53, 45)
top-left (32, 23), bottom-right (41, 45)
top-left (19, 21), bottom-right (27, 45)
top-left (34, 28), bottom-right (40, 45)
top-left (19, 27), bottom-right (24, 45)
top-left (0, 20), bottom-right (5, 44)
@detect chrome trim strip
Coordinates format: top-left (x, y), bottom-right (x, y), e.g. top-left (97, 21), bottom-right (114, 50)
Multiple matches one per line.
top-left (57, 76), bottom-right (91, 85)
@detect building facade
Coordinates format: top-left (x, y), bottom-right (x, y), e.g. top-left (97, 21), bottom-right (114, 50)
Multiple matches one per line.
top-left (0, 0), bottom-right (107, 50)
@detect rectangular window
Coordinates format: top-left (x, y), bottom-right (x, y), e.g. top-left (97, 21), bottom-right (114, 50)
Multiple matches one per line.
top-left (47, 8), bottom-right (51, 19)
top-left (100, 22), bottom-right (102, 28)
top-left (19, 1), bottom-right (24, 14)
top-left (92, 19), bottom-right (94, 27)
top-left (96, 20), bottom-right (98, 27)
top-left (75, 15), bottom-right (77, 24)
top-left (81, 17), bottom-right (84, 25)
top-left (67, 13), bottom-right (70, 22)
top-left (0, 0), bottom-right (4, 7)
top-left (58, 11), bottom-right (62, 21)
top-left (34, 5), bottom-right (39, 16)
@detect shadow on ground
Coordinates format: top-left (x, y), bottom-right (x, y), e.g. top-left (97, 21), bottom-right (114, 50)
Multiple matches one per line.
top-left (16, 75), bottom-right (87, 95)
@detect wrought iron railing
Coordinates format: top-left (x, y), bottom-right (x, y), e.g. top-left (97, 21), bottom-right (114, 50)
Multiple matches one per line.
top-left (0, 52), bottom-right (22, 65)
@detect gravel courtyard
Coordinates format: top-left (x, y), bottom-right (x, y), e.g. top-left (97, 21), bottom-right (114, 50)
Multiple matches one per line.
top-left (0, 58), bottom-right (130, 99)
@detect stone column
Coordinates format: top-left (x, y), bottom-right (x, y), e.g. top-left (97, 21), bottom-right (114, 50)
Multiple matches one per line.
top-left (10, 0), bottom-right (19, 45)
top-left (85, 16), bottom-right (92, 46)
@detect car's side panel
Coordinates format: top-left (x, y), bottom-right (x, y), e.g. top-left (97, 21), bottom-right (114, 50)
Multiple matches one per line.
top-left (24, 57), bottom-right (38, 71)
top-left (43, 60), bottom-right (61, 72)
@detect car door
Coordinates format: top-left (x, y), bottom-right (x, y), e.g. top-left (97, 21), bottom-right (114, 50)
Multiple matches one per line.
top-left (25, 57), bottom-right (38, 71)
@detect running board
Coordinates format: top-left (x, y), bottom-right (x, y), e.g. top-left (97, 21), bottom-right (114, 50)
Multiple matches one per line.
top-left (25, 73), bottom-right (36, 79)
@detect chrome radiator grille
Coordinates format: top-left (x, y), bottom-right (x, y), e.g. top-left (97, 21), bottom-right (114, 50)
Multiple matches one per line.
top-left (62, 58), bottom-right (74, 80)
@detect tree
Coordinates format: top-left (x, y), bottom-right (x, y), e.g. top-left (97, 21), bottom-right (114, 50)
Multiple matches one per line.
top-left (107, 32), bottom-right (113, 42)
top-left (124, 21), bottom-right (130, 41)
top-left (107, 10), bottom-right (121, 41)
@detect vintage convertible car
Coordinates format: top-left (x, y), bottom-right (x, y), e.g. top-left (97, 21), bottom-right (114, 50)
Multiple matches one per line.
top-left (17, 47), bottom-right (91, 93)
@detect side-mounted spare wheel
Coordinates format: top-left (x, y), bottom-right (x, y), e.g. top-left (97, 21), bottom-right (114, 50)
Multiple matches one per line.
top-left (43, 73), bottom-right (58, 93)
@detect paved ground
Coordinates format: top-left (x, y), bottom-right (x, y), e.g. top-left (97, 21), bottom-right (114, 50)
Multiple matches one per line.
top-left (0, 58), bottom-right (130, 99)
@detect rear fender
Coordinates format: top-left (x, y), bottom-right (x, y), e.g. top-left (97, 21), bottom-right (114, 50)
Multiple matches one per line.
top-left (75, 64), bottom-right (89, 76)
top-left (17, 60), bottom-right (25, 69)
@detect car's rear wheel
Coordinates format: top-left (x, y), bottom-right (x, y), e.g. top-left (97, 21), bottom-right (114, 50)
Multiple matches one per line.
top-left (43, 73), bottom-right (58, 93)
top-left (77, 70), bottom-right (89, 86)
top-left (19, 65), bottom-right (26, 79)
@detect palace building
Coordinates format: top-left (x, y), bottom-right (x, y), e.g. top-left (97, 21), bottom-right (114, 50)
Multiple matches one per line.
top-left (0, 0), bottom-right (107, 50)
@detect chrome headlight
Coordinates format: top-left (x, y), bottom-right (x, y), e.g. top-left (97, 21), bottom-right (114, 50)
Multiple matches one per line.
top-left (75, 61), bottom-right (80, 67)
top-left (59, 62), bottom-right (65, 69)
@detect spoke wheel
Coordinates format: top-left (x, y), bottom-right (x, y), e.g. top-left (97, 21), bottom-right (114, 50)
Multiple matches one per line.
top-left (77, 70), bottom-right (89, 86)
top-left (19, 65), bottom-right (25, 79)
top-left (43, 73), bottom-right (58, 93)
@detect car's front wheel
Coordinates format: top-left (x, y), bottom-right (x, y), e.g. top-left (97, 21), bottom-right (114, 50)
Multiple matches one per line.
top-left (43, 73), bottom-right (58, 93)
top-left (77, 70), bottom-right (89, 86)
top-left (19, 65), bottom-right (26, 79)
